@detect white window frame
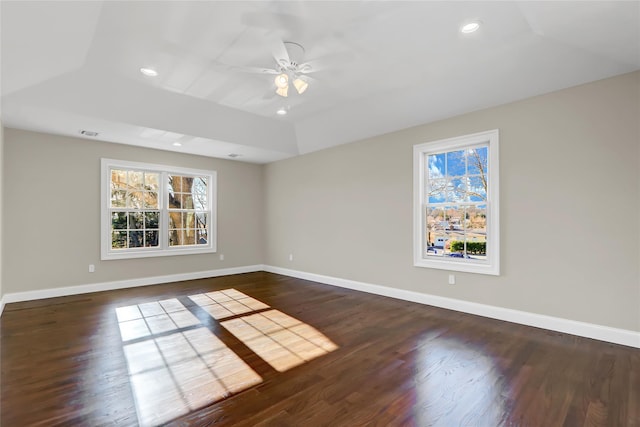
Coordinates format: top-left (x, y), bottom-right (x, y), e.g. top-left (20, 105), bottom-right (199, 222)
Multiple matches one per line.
top-left (101, 158), bottom-right (217, 260)
top-left (413, 129), bottom-right (500, 275)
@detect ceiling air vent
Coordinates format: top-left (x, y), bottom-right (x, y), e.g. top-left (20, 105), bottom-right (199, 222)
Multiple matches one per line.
top-left (80, 130), bottom-right (99, 137)
top-left (228, 153), bottom-right (241, 158)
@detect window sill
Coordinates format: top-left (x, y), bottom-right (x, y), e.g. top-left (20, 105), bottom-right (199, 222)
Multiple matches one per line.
top-left (102, 246), bottom-right (217, 261)
top-left (414, 257), bottom-right (500, 275)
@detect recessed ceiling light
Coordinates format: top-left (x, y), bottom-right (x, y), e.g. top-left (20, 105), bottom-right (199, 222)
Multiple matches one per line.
top-left (172, 142), bottom-right (182, 147)
top-left (140, 67), bottom-right (158, 77)
top-left (276, 107), bottom-right (288, 116)
top-left (461, 21), bottom-right (481, 34)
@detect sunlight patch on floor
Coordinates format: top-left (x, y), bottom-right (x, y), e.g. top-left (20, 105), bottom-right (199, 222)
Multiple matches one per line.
top-left (187, 289), bottom-right (270, 320)
top-left (221, 309), bottom-right (338, 372)
top-left (116, 299), bottom-right (262, 426)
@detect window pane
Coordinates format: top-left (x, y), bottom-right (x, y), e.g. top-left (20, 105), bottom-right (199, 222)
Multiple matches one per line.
top-left (169, 229), bottom-right (182, 246)
top-left (448, 178), bottom-right (467, 202)
top-left (427, 206), bottom-right (446, 229)
top-left (111, 170), bottom-right (128, 190)
top-left (145, 212), bottom-right (159, 229)
top-left (427, 178), bottom-right (446, 203)
top-left (467, 147), bottom-right (488, 175)
top-left (129, 171), bottom-right (144, 190)
top-left (144, 192), bottom-right (158, 209)
top-left (145, 231), bottom-right (159, 247)
top-left (112, 212), bottom-right (127, 229)
top-left (128, 191), bottom-right (144, 209)
top-left (169, 176), bottom-right (182, 192)
top-left (468, 176), bottom-right (486, 201)
top-left (181, 194), bottom-right (194, 209)
top-left (426, 206), bottom-right (446, 256)
top-left (182, 212), bottom-right (195, 229)
top-left (194, 193), bottom-right (207, 210)
top-left (144, 173), bottom-right (159, 191)
top-left (129, 212), bottom-right (144, 229)
top-left (427, 153), bottom-right (445, 179)
top-left (445, 206), bottom-right (463, 232)
top-left (196, 213), bottom-right (207, 228)
top-left (446, 150), bottom-right (465, 176)
top-left (169, 212), bottom-right (181, 230)
top-left (111, 190), bottom-right (126, 208)
top-left (193, 177), bottom-right (207, 194)
top-left (429, 231), bottom-right (448, 256)
top-left (183, 230), bottom-right (196, 245)
top-left (197, 229), bottom-right (208, 244)
top-left (112, 231), bottom-right (127, 249)
top-left (468, 205), bottom-right (487, 233)
top-left (129, 231), bottom-right (144, 248)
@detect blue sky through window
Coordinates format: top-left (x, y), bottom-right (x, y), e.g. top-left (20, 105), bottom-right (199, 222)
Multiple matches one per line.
top-left (427, 146), bottom-right (488, 204)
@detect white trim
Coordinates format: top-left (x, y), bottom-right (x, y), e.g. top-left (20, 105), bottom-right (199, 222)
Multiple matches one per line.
top-left (263, 265), bottom-right (640, 349)
top-left (413, 129), bottom-right (500, 275)
top-left (0, 297), bottom-right (4, 317)
top-left (1, 265), bottom-right (262, 305)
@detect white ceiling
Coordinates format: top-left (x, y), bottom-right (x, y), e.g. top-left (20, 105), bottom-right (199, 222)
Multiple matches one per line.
top-left (2, 1), bottom-right (639, 163)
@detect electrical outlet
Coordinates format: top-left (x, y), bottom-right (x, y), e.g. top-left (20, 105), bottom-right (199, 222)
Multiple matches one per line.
top-left (289, 253), bottom-right (294, 261)
top-left (89, 264), bottom-right (95, 273)
top-left (219, 254), bottom-right (224, 261)
top-left (448, 274), bottom-right (455, 285)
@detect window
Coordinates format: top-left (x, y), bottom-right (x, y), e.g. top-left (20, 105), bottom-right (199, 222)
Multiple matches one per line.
top-left (413, 130), bottom-right (499, 275)
top-left (102, 159), bottom-right (216, 260)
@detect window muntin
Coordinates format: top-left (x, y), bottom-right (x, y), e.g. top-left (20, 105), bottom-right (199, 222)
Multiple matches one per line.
top-left (102, 159), bottom-right (216, 260)
top-left (413, 130), bottom-right (499, 275)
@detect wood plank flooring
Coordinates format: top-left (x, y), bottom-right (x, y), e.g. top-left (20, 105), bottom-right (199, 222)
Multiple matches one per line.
top-left (1, 272), bottom-right (639, 426)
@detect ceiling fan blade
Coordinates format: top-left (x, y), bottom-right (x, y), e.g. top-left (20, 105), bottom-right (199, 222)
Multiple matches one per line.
top-left (235, 66), bottom-right (279, 75)
top-left (210, 61), bottom-right (279, 75)
top-left (207, 61), bottom-right (280, 74)
top-left (270, 38), bottom-right (291, 67)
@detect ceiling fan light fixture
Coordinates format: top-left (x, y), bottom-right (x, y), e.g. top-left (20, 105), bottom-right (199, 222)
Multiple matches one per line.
top-left (293, 78), bottom-right (308, 94)
top-left (276, 86), bottom-right (288, 97)
top-left (275, 73), bottom-right (289, 89)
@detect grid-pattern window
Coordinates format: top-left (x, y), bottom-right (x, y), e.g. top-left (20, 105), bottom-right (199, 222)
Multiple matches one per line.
top-left (425, 146), bottom-right (488, 260)
top-left (102, 159), bottom-right (216, 260)
top-left (414, 130), bottom-right (499, 275)
top-left (110, 169), bottom-right (160, 249)
top-left (168, 175), bottom-right (209, 247)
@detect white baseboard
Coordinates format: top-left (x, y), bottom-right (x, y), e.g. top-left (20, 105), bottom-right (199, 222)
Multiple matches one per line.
top-left (3, 264), bottom-right (638, 349)
top-left (263, 265), bottom-right (640, 349)
top-left (1, 265), bottom-right (263, 306)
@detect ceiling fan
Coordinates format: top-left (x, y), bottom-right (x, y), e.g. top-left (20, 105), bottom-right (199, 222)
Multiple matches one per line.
top-left (245, 41), bottom-right (317, 98)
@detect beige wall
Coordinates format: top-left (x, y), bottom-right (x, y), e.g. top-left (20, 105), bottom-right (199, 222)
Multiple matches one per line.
top-left (265, 71), bottom-right (640, 332)
top-left (2, 72), bottom-right (638, 333)
top-left (2, 129), bottom-right (264, 293)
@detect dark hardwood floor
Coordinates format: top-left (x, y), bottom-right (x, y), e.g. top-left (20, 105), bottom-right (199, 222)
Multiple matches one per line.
top-left (1, 272), bottom-right (639, 426)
